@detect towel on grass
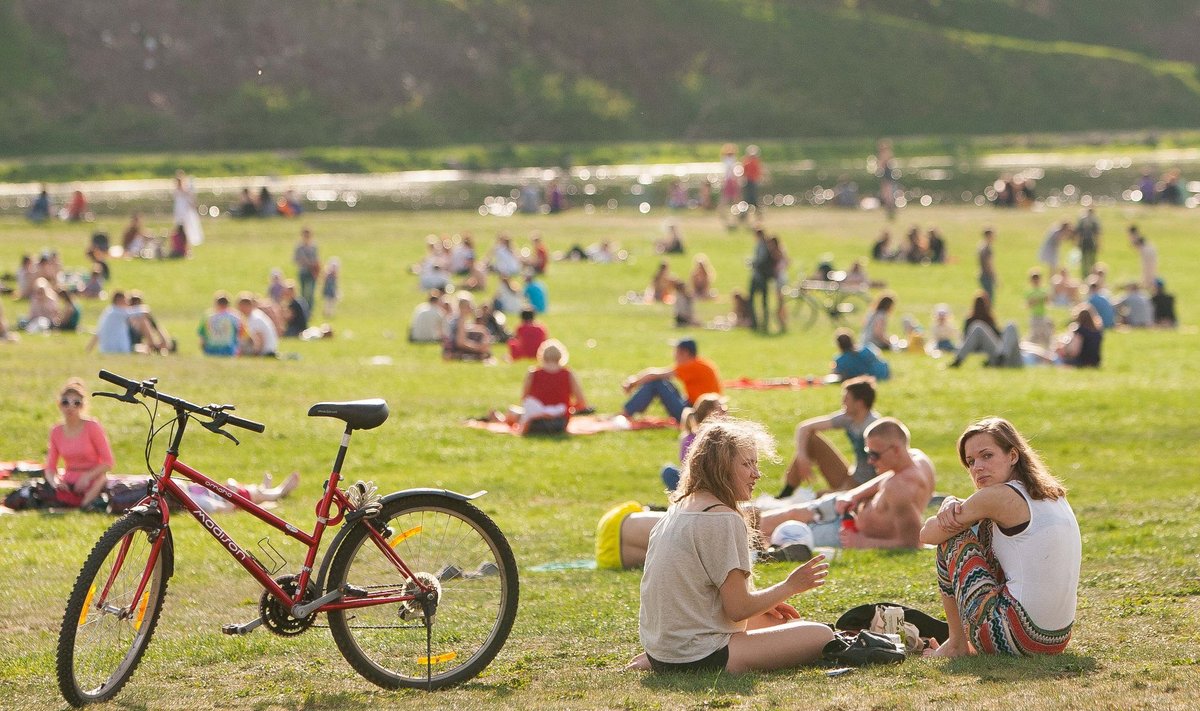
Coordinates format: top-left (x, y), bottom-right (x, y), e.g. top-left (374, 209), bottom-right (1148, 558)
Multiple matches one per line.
top-left (464, 415), bottom-right (675, 436)
top-left (723, 376), bottom-right (833, 391)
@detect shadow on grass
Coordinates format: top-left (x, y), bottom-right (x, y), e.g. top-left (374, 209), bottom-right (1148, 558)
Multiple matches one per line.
top-left (940, 652), bottom-right (1097, 681)
top-left (282, 676), bottom-right (531, 709)
top-left (639, 669), bottom-right (759, 695)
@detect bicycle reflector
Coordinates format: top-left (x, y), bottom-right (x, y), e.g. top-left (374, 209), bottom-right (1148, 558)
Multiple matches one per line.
top-left (389, 526), bottom-right (423, 548)
top-left (78, 585), bottom-right (97, 626)
top-left (418, 652), bottom-right (457, 665)
top-left (134, 591), bottom-right (151, 631)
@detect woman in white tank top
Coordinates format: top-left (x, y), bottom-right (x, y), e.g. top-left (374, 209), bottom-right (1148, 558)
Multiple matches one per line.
top-left (918, 417), bottom-right (1080, 658)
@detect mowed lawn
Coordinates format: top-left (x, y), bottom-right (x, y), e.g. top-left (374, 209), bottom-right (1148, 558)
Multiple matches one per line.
top-left (1, 203), bottom-right (1198, 710)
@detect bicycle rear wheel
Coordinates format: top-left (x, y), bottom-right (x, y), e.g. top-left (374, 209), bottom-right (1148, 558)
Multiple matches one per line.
top-left (57, 513), bottom-right (172, 706)
top-left (326, 495), bottom-right (518, 690)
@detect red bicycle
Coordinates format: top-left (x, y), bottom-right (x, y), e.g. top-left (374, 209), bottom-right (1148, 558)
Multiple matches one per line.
top-left (56, 370), bottom-right (518, 706)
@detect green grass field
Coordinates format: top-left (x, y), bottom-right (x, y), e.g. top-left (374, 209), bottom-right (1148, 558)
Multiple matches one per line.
top-left (1, 203), bottom-right (1198, 709)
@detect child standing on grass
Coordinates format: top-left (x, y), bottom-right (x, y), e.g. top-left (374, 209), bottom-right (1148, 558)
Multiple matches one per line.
top-left (322, 257), bottom-right (340, 318)
top-left (629, 419), bottom-right (833, 674)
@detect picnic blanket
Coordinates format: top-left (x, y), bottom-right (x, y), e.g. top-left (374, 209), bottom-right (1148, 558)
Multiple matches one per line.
top-left (0, 460), bottom-right (44, 481)
top-left (723, 376), bottom-right (835, 391)
top-left (464, 415), bottom-right (675, 436)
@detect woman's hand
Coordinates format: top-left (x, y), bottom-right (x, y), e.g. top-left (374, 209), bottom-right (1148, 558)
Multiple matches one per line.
top-left (767, 602), bottom-right (800, 621)
top-left (785, 554), bottom-right (828, 594)
top-left (936, 498), bottom-right (967, 535)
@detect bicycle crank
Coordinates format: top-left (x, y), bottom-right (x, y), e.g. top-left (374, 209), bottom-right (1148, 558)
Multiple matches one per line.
top-left (259, 574), bottom-right (319, 636)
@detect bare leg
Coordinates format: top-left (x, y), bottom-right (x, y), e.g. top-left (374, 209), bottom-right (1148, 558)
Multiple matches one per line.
top-left (924, 591), bottom-right (974, 658)
top-left (726, 621), bottom-right (834, 673)
top-left (247, 471), bottom-right (300, 503)
top-left (784, 430), bottom-right (851, 490)
top-left (806, 432), bottom-right (854, 491)
top-left (758, 506), bottom-right (815, 541)
top-left (78, 474), bottom-right (109, 508)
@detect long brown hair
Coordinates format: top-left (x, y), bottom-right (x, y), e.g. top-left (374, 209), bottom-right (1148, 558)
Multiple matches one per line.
top-left (672, 419), bottom-right (775, 518)
top-left (957, 417), bottom-right (1066, 500)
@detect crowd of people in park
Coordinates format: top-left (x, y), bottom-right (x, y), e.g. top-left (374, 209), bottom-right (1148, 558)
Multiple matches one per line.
top-left (230, 187), bottom-right (304, 218)
top-left (7, 150), bottom-right (1188, 681)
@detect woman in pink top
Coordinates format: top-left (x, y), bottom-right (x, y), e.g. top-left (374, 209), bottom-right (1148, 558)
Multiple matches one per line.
top-left (44, 377), bottom-right (114, 508)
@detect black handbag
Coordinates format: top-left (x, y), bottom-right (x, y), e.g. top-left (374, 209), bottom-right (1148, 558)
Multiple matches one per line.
top-left (823, 630), bottom-right (906, 666)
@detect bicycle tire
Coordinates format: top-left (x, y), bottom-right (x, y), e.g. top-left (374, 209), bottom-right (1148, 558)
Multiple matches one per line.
top-left (792, 295), bottom-right (821, 330)
top-left (326, 495), bottom-right (518, 690)
top-left (57, 513), bottom-right (172, 706)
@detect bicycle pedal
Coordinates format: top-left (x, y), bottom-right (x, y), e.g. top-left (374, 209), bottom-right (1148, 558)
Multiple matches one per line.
top-left (221, 617), bottom-right (265, 635)
top-left (342, 584), bottom-right (369, 598)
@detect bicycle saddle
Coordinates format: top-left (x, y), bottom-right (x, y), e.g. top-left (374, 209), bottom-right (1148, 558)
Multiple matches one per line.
top-left (307, 399), bottom-right (389, 430)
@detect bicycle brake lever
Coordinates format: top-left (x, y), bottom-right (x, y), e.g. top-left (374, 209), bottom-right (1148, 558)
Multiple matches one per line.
top-left (200, 420), bottom-right (240, 446)
top-left (94, 390), bottom-right (139, 404)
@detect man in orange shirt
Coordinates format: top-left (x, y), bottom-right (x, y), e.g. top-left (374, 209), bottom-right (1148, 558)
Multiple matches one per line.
top-left (621, 338), bottom-right (721, 421)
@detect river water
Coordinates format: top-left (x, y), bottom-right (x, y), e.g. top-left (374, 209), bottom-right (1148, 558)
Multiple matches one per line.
top-left (1, 147), bottom-right (1197, 218)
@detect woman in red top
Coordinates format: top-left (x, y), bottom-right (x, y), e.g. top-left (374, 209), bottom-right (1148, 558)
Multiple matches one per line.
top-left (45, 377), bottom-right (114, 508)
top-left (493, 339), bottom-right (589, 434)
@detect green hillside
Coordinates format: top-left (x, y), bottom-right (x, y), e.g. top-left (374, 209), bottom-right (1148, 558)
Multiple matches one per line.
top-left (2, 0), bottom-right (1200, 155)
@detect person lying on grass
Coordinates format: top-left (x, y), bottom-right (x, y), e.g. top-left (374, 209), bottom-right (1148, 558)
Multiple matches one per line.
top-left (628, 419), bottom-right (833, 674)
top-left (920, 417), bottom-right (1080, 657)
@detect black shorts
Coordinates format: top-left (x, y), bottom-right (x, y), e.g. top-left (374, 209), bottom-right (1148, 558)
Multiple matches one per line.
top-left (647, 645), bottom-right (729, 673)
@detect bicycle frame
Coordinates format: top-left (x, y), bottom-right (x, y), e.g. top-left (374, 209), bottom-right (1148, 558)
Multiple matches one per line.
top-left (118, 407), bottom-right (430, 620)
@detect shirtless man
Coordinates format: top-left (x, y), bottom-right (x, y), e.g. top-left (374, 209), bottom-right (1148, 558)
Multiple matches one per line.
top-left (762, 417), bottom-right (935, 549)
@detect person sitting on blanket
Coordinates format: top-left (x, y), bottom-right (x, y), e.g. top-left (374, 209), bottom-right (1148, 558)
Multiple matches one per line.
top-left (759, 417), bottom-right (935, 550)
top-left (491, 339), bottom-right (589, 434)
top-left (621, 338), bottom-right (721, 422)
top-left (920, 417), bottom-right (1080, 658)
top-left (830, 328), bottom-right (890, 382)
top-left (778, 376), bottom-right (879, 497)
top-left (44, 377), bottom-right (113, 509)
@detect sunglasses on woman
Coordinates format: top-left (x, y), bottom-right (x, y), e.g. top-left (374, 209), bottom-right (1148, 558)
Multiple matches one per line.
top-left (60, 399), bottom-right (84, 408)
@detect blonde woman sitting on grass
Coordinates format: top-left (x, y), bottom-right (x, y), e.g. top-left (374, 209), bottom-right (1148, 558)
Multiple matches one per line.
top-left (491, 339), bottom-right (589, 435)
top-left (628, 419), bottom-right (832, 674)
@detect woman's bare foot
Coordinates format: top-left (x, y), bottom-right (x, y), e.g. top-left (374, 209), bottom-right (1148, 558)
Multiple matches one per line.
top-left (278, 471), bottom-right (300, 497)
top-left (624, 653), bottom-right (651, 671)
top-left (923, 636), bottom-right (974, 658)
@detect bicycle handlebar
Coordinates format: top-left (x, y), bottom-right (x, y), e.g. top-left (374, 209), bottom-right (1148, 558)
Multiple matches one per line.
top-left (97, 370), bottom-right (266, 434)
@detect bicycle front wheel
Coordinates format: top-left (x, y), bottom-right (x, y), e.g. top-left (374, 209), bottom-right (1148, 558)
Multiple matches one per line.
top-left (326, 495), bottom-right (518, 690)
top-left (57, 513), bottom-right (172, 706)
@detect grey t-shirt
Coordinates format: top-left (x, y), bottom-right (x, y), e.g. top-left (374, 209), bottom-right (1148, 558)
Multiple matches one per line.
top-left (829, 409), bottom-right (880, 483)
top-left (639, 507), bottom-right (752, 663)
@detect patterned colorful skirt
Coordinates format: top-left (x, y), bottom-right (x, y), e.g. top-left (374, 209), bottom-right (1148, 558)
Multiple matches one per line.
top-left (936, 525), bottom-right (1072, 655)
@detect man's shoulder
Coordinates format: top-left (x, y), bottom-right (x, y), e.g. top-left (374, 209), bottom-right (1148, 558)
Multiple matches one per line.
top-left (880, 464), bottom-right (932, 500)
